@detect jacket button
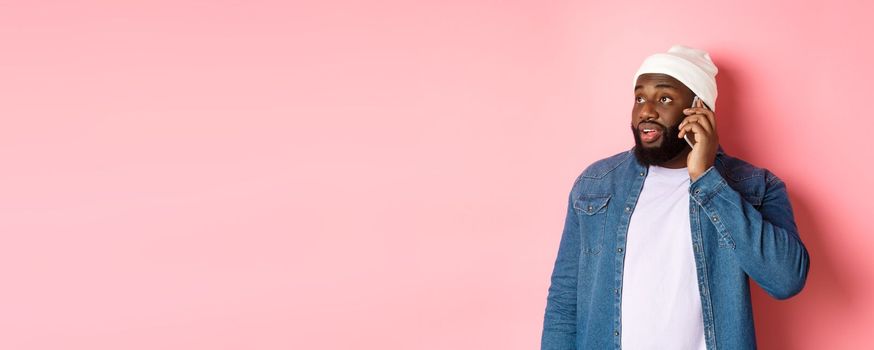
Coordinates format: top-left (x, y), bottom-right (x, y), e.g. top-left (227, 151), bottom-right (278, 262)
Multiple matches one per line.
top-left (587, 205), bottom-right (593, 211)
top-left (694, 189), bottom-right (701, 194)
top-left (617, 248), bottom-right (623, 253)
top-left (625, 206), bottom-right (630, 212)
top-left (639, 172), bottom-right (645, 176)
top-left (614, 331), bottom-right (620, 336)
top-left (712, 215), bottom-right (719, 222)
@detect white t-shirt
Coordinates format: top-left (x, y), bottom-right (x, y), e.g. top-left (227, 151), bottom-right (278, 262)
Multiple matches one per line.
top-left (620, 165), bottom-right (706, 350)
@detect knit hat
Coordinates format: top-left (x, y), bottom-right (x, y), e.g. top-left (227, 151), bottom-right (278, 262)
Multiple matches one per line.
top-left (633, 45), bottom-right (719, 111)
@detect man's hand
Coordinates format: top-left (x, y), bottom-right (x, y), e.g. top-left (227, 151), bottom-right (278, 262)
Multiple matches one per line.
top-left (679, 97), bottom-right (719, 181)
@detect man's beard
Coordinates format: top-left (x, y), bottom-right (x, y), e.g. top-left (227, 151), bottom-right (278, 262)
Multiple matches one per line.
top-left (631, 121), bottom-right (690, 167)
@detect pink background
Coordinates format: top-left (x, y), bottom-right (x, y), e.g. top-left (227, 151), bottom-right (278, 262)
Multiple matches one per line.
top-left (1, 1), bottom-right (872, 349)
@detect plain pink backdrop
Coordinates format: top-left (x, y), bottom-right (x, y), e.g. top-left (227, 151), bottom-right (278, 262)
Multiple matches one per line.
top-left (1, 1), bottom-right (872, 349)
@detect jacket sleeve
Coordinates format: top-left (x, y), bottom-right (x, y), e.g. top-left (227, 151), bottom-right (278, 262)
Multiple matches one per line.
top-left (541, 178), bottom-right (581, 350)
top-left (689, 165), bottom-right (810, 300)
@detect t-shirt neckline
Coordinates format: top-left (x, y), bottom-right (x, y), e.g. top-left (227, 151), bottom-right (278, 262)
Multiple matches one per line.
top-left (648, 165), bottom-right (690, 178)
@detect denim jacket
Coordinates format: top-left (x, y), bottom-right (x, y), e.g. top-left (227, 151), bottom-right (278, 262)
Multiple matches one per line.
top-left (541, 145), bottom-right (810, 350)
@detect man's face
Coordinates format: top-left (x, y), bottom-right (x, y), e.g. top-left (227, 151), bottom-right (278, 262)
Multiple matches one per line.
top-left (631, 73), bottom-right (695, 166)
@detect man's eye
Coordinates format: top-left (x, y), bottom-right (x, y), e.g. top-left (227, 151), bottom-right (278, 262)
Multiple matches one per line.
top-left (660, 96), bottom-right (673, 103)
top-left (635, 97), bottom-right (644, 103)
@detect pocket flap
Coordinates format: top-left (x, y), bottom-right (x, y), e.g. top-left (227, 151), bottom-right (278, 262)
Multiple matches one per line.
top-left (574, 194), bottom-right (612, 215)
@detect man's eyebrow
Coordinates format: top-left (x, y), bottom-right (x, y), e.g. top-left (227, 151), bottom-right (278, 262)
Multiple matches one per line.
top-left (634, 83), bottom-right (679, 91)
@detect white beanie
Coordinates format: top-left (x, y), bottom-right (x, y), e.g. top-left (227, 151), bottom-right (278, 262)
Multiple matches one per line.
top-left (633, 45), bottom-right (719, 111)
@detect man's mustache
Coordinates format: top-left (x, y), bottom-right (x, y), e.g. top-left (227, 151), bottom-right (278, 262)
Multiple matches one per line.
top-left (635, 121), bottom-right (669, 130)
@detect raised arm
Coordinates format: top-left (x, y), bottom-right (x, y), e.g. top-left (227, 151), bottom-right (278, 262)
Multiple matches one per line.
top-left (689, 166), bottom-right (810, 299)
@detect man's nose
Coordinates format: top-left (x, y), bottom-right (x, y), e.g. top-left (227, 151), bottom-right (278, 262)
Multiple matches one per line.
top-left (638, 102), bottom-right (657, 121)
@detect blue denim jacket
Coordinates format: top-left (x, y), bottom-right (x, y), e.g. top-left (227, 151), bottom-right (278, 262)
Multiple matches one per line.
top-left (541, 145), bottom-right (810, 350)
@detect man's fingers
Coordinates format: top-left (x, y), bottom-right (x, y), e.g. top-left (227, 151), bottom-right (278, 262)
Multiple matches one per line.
top-left (679, 116), bottom-right (712, 135)
top-left (684, 103), bottom-right (717, 129)
top-left (678, 119), bottom-right (711, 140)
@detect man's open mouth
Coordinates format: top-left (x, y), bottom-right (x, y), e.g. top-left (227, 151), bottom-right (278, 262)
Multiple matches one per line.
top-left (639, 123), bottom-right (663, 143)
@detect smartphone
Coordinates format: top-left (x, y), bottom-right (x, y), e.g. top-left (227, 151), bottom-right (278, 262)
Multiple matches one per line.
top-left (684, 96), bottom-right (701, 148)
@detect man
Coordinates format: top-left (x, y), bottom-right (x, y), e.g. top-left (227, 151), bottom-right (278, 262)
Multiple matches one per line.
top-left (540, 45), bottom-right (810, 349)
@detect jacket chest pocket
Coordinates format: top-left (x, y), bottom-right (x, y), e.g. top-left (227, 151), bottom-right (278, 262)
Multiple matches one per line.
top-left (573, 193), bottom-right (612, 255)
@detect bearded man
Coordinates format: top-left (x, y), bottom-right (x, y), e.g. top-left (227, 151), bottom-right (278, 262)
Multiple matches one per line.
top-left (540, 45), bottom-right (810, 350)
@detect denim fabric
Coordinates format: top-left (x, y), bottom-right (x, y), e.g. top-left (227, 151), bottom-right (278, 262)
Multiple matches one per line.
top-left (541, 145), bottom-right (810, 350)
